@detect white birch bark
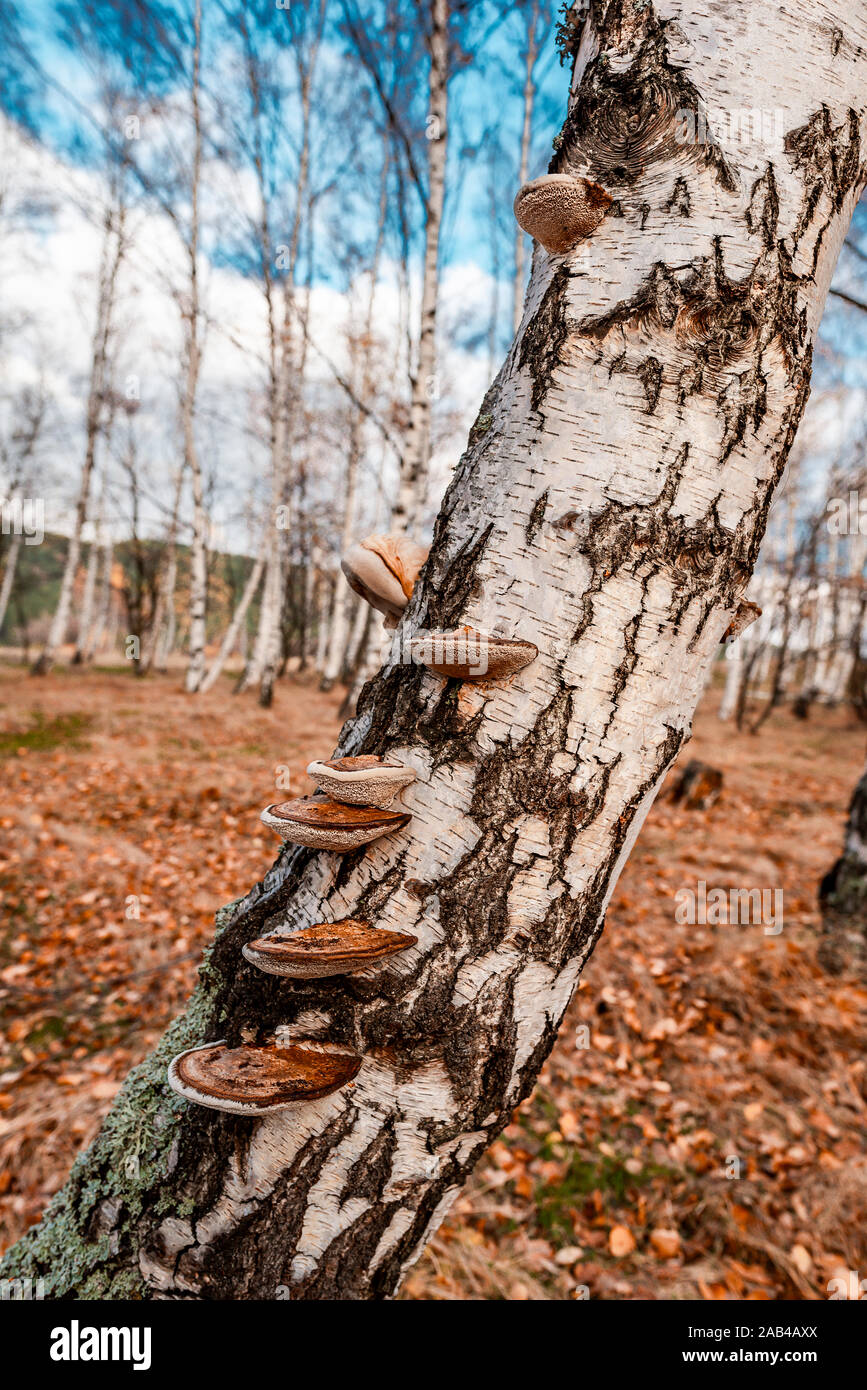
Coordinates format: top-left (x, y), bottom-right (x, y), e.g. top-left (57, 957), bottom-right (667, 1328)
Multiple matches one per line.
top-left (183, 0), bottom-right (208, 694)
top-left (392, 0), bottom-right (449, 533)
top-left (141, 465), bottom-right (184, 675)
top-left (513, 0), bottom-right (539, 335)
top-left (72, 536), bottom-right (100, 664)
top-left (0, 527), bottom-right (22, 634)
top-left (320, 448), bottom-right (359, 690)
top-left (200, 544), bottom-right (267, 693)
top-left (718, 642), bottom-right (742, 720)
top-left (32, 203), bottom-right (125, 674)
top-left (84, 538), bottom-right (114, 662)
top-left (6, 0), bottom-right (867, 1302)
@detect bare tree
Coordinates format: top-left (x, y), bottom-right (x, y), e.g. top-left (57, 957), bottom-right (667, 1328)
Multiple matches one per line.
top-left (513, 0), bottom-right (540, 334)
top-left (182, 0), bottom-right (209, 692)
top-left (31, 170), bottom-right (128, 674)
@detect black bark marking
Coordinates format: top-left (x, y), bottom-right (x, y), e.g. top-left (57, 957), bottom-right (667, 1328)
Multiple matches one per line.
top-left (518, 264), bottom-right (573, 413)
top-left (638, 355), bottom-right (663, 412)
top-left (746, 165), bottom-right (779, 249)
top-left (551, 8), bottom-right (737, 194)
top-left (664, 176), bottom-right (690, 217)
top-left (526, 489), bottom-right (549, 543)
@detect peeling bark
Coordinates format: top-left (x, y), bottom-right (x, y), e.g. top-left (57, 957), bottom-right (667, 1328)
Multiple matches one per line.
top-left (5, 0), bottom-right (867, 1301)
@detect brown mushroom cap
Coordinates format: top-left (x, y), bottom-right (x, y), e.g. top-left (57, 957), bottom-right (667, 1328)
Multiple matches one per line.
top-left (168, 1040), bottom-right (361, 1114)
top-left (243, 918), bottom-right (418, 978)
top-left (306, 754), bottom-right (416, 808)
top-left (341, 533), bottom-right (429, 622)
top-left (261, 794), bottom-right (411, 851)
top-left (407, 626), bottom-right (538, 682)
top-left (514, 174), bottom-right (612, 254)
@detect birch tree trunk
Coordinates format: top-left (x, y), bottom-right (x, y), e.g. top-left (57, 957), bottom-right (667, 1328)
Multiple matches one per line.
top-left (513, 0), bottom-right (539, 335)
top-left (141, 466), bottom-right (184, 675)
top-left (0, 527), bottom-right (22, 634)
top-left (320, 443), bottom-right (360, 691)
top-left (392, 0), bottom-right (449, 534)
top-left (71, 535), bottom-right (100, 664)
top-left (200, 544), bottom-right (267, 693)
top-left (183, 0), bottom-right (208, 694)
top-left (31, 202), bottom-right (125, 674)
top-left (84, 538), bottom-right (114, 662)
top-left (5, 0), bottom-right (867, 1301)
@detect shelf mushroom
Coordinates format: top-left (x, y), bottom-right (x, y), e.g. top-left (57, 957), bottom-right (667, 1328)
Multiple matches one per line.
top-left (341, 532), bottom-right (429, 629)
top-left (261, 794), bottom-right (411, 852)
top-left (513, 173), bottom-right (612, 255)
top-left (243, 918), bottom-right (418, 979)
top-left (407, 625), bottom-right (538, 682)
top-left (167, 1039), bottom-right (361, 1115)
top-left (306, 754), bottom-right (416, 809)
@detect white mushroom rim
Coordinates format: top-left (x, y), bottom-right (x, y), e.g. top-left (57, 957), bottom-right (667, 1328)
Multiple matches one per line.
top-left (306, 755), bottom-right (417, 809)
top-left (259, 797), bottom-right (412, 852)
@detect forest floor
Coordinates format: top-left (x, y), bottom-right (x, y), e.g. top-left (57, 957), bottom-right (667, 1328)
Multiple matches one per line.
top-left (0, 659), bottom-right (864, 1301)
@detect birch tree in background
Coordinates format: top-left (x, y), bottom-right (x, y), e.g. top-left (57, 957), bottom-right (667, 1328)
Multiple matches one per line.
top-left (513, 0), bottom-right (541, 335)
top-left (182, 0), bottom-right (209, 692)
top-left (234, 0), bottom-right (327, 706)
top-left (31, 172), bottom-right (128, 674)
top-left (4, 0), bottom-right (867, 1300)
top-left (140, 465), bottom-right (184, 674)
top-left (0, 384), bottom-right (44, 634)
top-left (71, 476), bottom-right (103, 664)
top-left (343, 0), bottom-right (450, 537)
top-left (393, 0), bottom-right (449, 533)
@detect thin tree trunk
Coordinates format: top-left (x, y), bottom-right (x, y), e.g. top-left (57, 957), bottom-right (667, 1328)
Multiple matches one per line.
top-left (320, 443), bottom-right (359, 690)
top-left (32, 203), bottom-right (125, 674)
top-left (314, 569), bottom-right (332, 673)
top-left (5, 0), bottom-right (866, 1300)
top-left (71, 537), bottom-right (100, 664)
top-left (184, 0), bottom-right (208, 694)
top-left (200, 544), bottom-right (267, 693)
top-left (84, 538), bottom-right (114, 662)
top-left (141, 465), bottom-right (184, 675)
top-left (718, 642), bottom-right (742, 721)
top-left (0, 528), bottom-right (22, 635)
top-left (392, 0), bottom-right (449, 534)
top-left (513, 0), bottom-right (539, 335)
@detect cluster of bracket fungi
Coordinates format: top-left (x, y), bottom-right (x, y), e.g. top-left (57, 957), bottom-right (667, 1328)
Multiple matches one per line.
top-left (169, 503), bottom-right (540, 1113)
top-left (167, 167), bottom-right (761, 1117)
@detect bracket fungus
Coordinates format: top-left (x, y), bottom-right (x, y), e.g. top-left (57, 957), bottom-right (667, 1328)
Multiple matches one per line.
top-left (407, 626), bottom-right (538, 682)
top-left (167, 1039), bottom-right (362, 1115)
top-left (306, 754), bottom-right (416, 809)
top-left (261, 794), bottom-right (411, 852)
top-left (341, 532), bottom-right (429, 629)
top-left (242, 918), bottom-right (418, 979)
top-left (722, 601), bottom-right (762, 643)
top-left (513, 173), bottom-right (612, 255)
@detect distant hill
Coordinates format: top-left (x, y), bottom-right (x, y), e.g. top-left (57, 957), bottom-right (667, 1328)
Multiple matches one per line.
top-left (0, 531), bottom-right (263, 651)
